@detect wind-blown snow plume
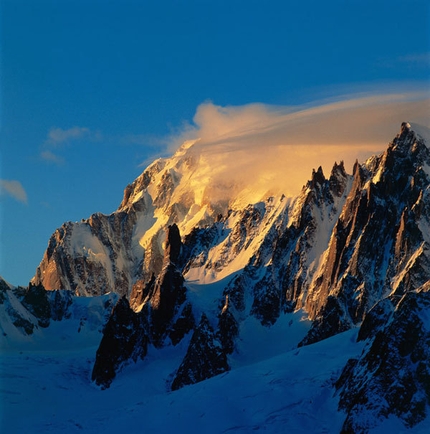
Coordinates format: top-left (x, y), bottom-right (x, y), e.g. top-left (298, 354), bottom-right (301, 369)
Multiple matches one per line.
top-left (169, 92), bottom-right (429, 202)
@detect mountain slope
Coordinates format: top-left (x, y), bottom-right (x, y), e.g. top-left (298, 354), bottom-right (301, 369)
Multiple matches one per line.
top-left (21, 122), bottom-right (430, 432)
top-left (336, 287), bottom-right (430, 432)
top-left (1, 325), bottom-right (368, 434)
top-left (301, 122), bottom-right (430, 344)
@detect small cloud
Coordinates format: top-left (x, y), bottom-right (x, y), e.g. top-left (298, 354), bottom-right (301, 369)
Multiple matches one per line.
top-left (47, 126), bottom-right (90, 145)
top-left (377, 53), bottom-right (430, 69)
top-left (0, 179), bottom-right (28, 204)
top-left (398, 53), bottom-right (430, 66)
top-left (40, 150), bottom-right (65, 165)
top-left (40, 125), bottom-right (97, 164)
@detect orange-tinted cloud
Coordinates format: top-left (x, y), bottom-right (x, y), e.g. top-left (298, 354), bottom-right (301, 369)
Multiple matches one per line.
top-left (169, 92), bottom-right (430, 201)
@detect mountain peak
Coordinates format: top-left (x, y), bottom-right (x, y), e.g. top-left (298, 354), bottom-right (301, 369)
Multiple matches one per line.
top-left (401, 121), bottom-right (412, 133)
top-left (9, 122), bottom-right (430, 432)
top-left (391, 121), bottom-right (428, 155)
top-left (409, 122), bottom-right (430, 145)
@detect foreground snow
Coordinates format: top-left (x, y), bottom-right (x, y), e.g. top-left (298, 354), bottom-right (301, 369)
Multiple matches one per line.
top-left (4, 123), bottom-right (430, 432)
top-left (1, 316), bottom-right (427, 434)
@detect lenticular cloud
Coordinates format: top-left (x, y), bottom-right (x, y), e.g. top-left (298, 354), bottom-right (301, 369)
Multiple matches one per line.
top-left (169, 92), bottom-right (429, 198)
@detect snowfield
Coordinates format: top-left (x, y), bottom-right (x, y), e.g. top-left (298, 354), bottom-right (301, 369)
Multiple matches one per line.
top-left (0, 320), bottom-right (347, 433)
top-left (1, 308), bottom-right (429, 434)
top-left (4, 123), bottom-right (430, 433)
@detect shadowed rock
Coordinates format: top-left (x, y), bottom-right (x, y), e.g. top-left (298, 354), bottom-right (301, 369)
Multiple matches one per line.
top-left (92, 296), bottom-right (147, 389)
top-left (171, 313), bottom-right (229, 391)
top-left (336, 290), bottom-right (430, 432)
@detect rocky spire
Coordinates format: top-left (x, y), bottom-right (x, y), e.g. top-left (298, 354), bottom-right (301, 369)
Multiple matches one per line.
top-left (309, 166), bottom-right (325, 189)
top-left (91, 296), bottom-right (148, 389)
top-left (171, 313), bottom-right (229, 391)
top-left (164, 223), bottom-right (182, 265)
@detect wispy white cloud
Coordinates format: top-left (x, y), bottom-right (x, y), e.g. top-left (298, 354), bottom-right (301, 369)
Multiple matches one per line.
top-left (377, 53), bottom-right (430, 69)
top-left (398, 53), bottom-right (430, 66)
top-left (39, 125), bottom-right (166, 166)
top-left (40, 126), bottom-right (99, 165)
top-left (0, 179), bottom-right (28, 204)
top-left (47, 126), bottom-right (90, 145)
top-left (40, 150), bottom-right (65, 165)
top-left (168, 90), bottom-right (430, 199)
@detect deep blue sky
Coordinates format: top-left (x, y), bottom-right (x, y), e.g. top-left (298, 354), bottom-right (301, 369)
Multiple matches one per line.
top-left (1, 0), bottom-right (429, 286)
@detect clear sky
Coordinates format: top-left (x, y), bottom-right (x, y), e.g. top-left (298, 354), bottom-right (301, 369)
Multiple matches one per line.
top-left (1, 0), bottom-right (429, 286)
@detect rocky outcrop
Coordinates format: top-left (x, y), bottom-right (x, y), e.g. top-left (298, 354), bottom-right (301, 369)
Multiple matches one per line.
top-left (27, 122), bottom-right (430, 399)
top-left (216, 295), bottom-right (239, 354)
top-left (21, 283), bottom-right (51, 328)
top-left (0, 281), bottom-right (52, 332)
top-left (336, 289), bottom-right (430, 432)
top-left (92, 224), bottom-right (194, 387)
top-left (168, 301), bottom-right (195, 346)
top-left (300, 122), bottom-right (430, 344)
top-left (298, 296), bottom-right (351, 347)
top-left (0, 278), bottom-right (38, 335)
top-left (171, 313), bottom-right (229, 391)
top-left (0, 277), bottom-right (117, 340)
top-left (245, 160), bottom-right (350, 326)
top-left (141, 262), bottom-right (189, 346)
top-left (48, 289), bottom-right (73, 321)
top-left (92, 296), bottom-right (148, 389)
top-left (130, 224), bottom-right (190, 345)
top-left (32, 211), bottom-right (142, 297)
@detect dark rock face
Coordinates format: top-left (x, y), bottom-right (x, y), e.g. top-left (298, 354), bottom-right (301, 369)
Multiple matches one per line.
top-left (336, 290), bottom-right (430, 432)
top-left (298, 296), bottom-right (351, 347)
top-left (301, 123), bottom-right (430, 345)
top-left (131, 224), bottom-right (188, 346)
top-left (93, 224), bottom-right (193, 387)
top-left (180, 224), bottom-right (221, 275)
top-left (22, 283), bottom-right (51, 328)
top-left (356, 296), bottom-right (396, 342)
top-left (223, 274), bottom-right (247, 313)
top-left (146, 263), bottom-right (187, 346)
top-left (251, 266), bottom-right (283, 326)
top-left (92, 296), bottom-right (148, 389)
top-left (26, 123), bottom-right (430, 399)
top-left (129, 275), bottom-right (155, 311)
top-left (32, 211), bottom-right (142, 297)
top-left (48, 289), bottom-right (73, 321)
top-left (217, 295), bottom-right (239, 354)
top-left (0, 278), bottom-right (37, 335)
top-left (164, 223), bottom-right (181, 265)
top-left (247, 160), bottom-right (350, 327)
top-left (168, 302), bottom-right (195, 346)
top-left (171, 314), bottom-right (229, 391)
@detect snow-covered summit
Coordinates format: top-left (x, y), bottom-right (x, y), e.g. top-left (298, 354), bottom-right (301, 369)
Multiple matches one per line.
top-left (6, 122), bottom-right (430, 432)
top-left (32, 130), bottom-right (300, 296)
top-left (410, 122), bottom-right (430, 145)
